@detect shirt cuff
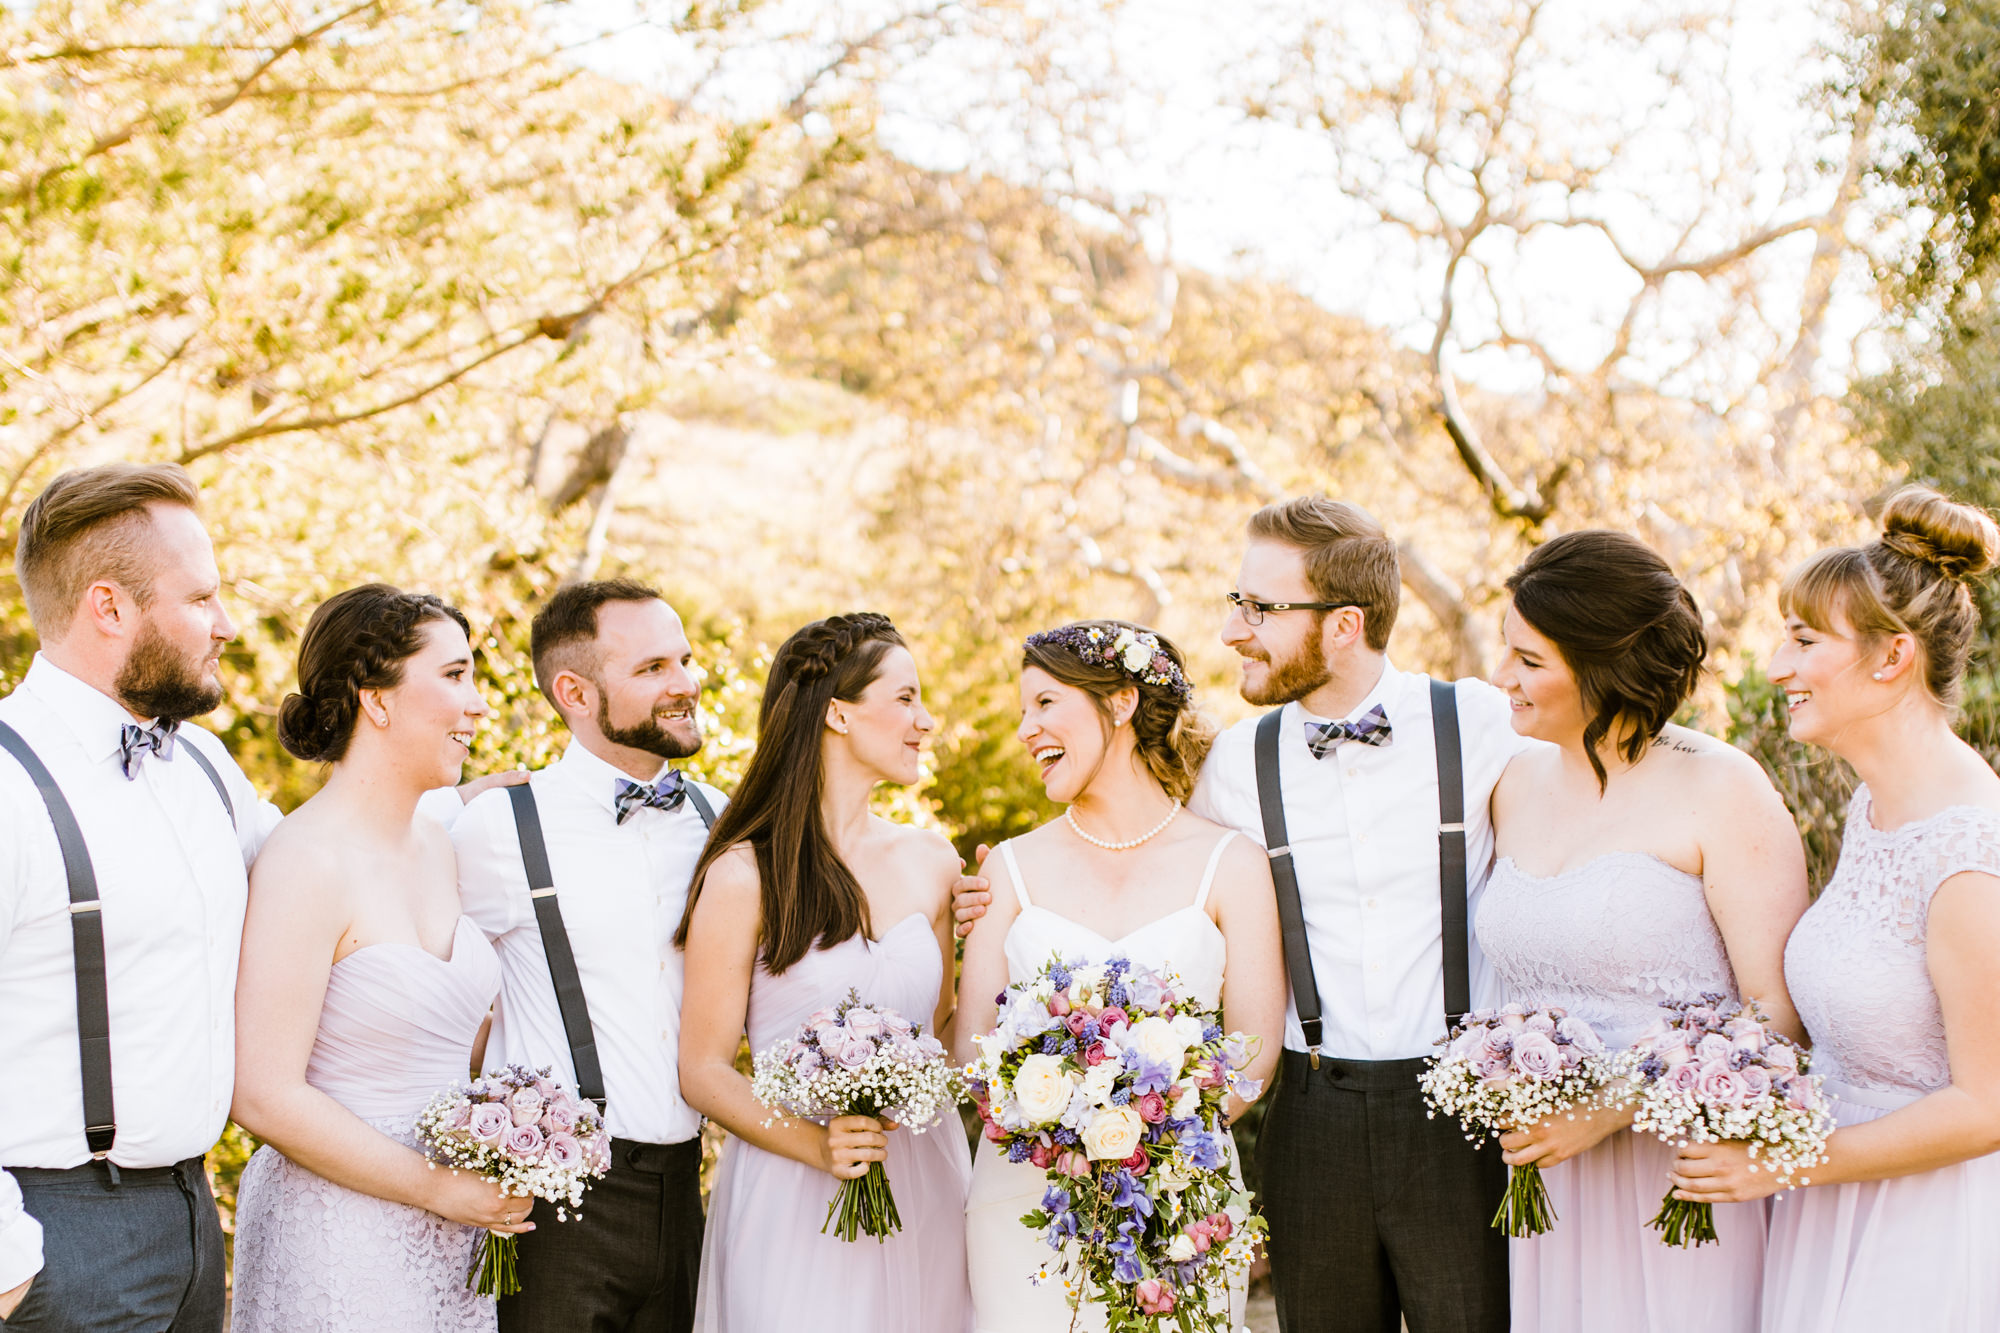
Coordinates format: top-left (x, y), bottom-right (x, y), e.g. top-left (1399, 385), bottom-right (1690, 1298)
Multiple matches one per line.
top-left (0, 1172), bottom-right (45, 1294)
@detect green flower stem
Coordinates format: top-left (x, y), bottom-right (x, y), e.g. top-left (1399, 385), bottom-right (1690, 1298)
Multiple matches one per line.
top-left (1648, 1191), bottom-right (1719, 1248)
top-left (1489, 1163), bottom-right (1559, 1238)
top-left (823, 1161), bottom-right (903, 1243)
top-left (467, 1231), bottom-right (519, 1297)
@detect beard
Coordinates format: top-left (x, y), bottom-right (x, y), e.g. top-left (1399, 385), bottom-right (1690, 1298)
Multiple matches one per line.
top-left (116, 619), bottom-right (224, 724)
top-left (1239, 623), bottom-right (1333, 707)
top-left (596, 691), bottom-right (702, 761)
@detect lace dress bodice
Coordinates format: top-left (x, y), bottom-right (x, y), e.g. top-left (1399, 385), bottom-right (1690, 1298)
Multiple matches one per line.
top-left (1476, 852), bottom-right (1737, 1049)
top-left (1784, 787), bottom-right (2000, 1097)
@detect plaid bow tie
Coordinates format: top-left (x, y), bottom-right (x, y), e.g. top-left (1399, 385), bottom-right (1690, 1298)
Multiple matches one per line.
top-left (1304, 705), bottom-right (1391, 759)
top-left (119, 720), bottom-right (180, 778)
top-left (613, 771), bottom-right (688, 825)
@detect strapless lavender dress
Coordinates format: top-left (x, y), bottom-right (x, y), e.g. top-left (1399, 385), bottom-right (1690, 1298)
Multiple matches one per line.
top-left (694, 913), bottom-right (973, 1332)
top-left (232, 916), bottom-right (502, 1332)
top-left (1764, 788), bottom-right (2000, 1331)
top-left (1477, 852), bottom-right (1766, 1333)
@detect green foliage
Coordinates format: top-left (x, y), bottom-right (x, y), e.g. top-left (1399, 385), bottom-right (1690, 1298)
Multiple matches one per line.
top-left (1719, 663), bottom-right (1855, 892)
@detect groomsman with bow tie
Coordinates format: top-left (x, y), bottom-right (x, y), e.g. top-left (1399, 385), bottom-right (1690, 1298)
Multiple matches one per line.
top-left (1188, 497), bottom-right (1541, 1333)
top-left (440, 580), bottom-right (725, 1333)
top-left (0, 464), bottom-right (281, 1331)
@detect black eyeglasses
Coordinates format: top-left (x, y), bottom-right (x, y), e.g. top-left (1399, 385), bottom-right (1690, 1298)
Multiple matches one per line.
top-left (1226, 591), bottom-right (1355, 627)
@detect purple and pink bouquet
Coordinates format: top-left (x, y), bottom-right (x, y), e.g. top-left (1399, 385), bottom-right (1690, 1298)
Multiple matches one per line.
top-left (750, 988), bottom-right (960, 1242)
top-left (1619, 993), bottom-right (1832, 1247)
top-left (965, 955), bottom-right (1265, 1332)
top-left (1420, 1003), bottom-right (1616, 1237)
top-left (413, 1064), bottom-right (611, 1296)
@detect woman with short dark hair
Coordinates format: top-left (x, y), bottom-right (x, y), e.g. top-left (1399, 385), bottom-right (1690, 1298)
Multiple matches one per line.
top-left (1476, 531), bottom-right (1810, 1333)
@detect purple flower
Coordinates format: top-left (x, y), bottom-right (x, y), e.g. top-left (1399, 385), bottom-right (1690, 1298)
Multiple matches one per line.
top-left (469, 1103), bottom-right (512, 1143)
top-left (504, 1124), bottom-right (546, 1159)
top-left (543, 1132), bottom-right (584, 1170)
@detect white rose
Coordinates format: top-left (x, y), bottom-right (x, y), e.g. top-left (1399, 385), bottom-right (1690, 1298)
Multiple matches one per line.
top-left (1171, 1085), bottom-right (1203, 1121)
top-left (1081, 1105), bottom-right (1145, 1160)
top-left (1169, 1014), bottom-right (1207, 1049)
top-left (1081, 1059), bottom-right (1121, 1106)
top-left (1128, 1016), bottom-right (1192, 1067)
top-left (1122, 641), bottom-right (1152, 672)
top-left (1012, 1054), bottom-right (1077, 1126)
top-left (1166, 1233), bottom-right (1198, 1262)
top-left (1070, 965), bottom-right (1105, 998)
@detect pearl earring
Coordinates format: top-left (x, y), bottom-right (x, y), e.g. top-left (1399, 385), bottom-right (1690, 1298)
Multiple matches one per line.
top-left (1872, 672), bottom-right (1883, 681)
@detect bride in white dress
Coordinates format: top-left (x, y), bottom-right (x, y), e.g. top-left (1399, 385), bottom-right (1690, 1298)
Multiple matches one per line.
top-left (952, 621), bottom-right (1284, 1332)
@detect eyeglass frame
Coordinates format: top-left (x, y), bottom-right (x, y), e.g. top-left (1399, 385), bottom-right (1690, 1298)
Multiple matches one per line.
top-left (1226, 591), bottom-right (1358, 627)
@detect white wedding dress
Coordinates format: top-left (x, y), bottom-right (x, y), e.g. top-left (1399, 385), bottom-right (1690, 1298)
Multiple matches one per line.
top-left (965, 832), bottom-right (1248, 1333)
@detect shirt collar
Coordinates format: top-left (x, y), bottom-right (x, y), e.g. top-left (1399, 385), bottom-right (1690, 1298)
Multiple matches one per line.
top-left (1296, 657), bottom-right (1411, 730)
top-left (20, 652), bottom-right (156, 764)
top-left (553, 739), bottom-right (678, 817)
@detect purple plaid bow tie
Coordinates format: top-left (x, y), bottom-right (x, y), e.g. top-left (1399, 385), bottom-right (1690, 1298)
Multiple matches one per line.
top-left (119, 720), bottom-right (180, 778)
top-left (1305, 705), bottom-right (1391, 759)
top-left (614, 771), bottom-right (688, 825)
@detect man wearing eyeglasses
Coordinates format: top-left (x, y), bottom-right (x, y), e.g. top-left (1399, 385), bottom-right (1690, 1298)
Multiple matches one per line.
top-left (1191, 497), bottom-right (1538, 1333)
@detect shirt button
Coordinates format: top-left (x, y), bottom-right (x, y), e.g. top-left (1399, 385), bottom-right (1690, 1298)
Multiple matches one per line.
top-left (1346, 767), bottom-right (1358, 778)
top-left (1357, 833), bottom-right (1369, 845)
top-left (1369, 962), bottom-right (1382, 973)
top-left (1366, 898), bottom-right (1378, 909)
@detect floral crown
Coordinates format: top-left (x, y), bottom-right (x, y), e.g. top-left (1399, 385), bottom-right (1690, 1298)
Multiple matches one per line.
top-left (1024, 623), bottom-right (1194, 700)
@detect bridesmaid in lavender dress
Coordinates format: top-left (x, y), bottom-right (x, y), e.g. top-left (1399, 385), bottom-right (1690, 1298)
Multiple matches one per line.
top-left (1671, 488), bottom-right (2000, 1331)
top-left (679, 614), bottom-right (972, 1333)
top-left (1477, 533), bottom-right (1811, 1333)
top-left (230, 587), bottom-right (525, 1331)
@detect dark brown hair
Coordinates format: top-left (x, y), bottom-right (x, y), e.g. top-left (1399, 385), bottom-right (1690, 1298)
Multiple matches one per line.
top-left (674, 612), bottom-right (906, 974)
top-left (1781, 485), bottom-right (2000, 711)
top-left (529, 577), bottom-right (665, 712)
top-left (1022, 620), bottom-right (1214, 802)
top-left (15, 463), bottom-right (203, 637)
top-left (277, 584), bottom-right (472, 764)
top-left (1505, 530), bottom-right (1707, 789)
top-left (1246, 496), bottom-right (1400, 650)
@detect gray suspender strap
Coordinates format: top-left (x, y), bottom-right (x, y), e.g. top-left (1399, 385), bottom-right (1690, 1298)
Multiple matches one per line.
top-left (1254, 709), bottom-right (1324, 1065)
top-left (1429, 678), bottom-right (1471, 1027)
top-left (181, 741), bottom-right (235, 825)
top-left (505, 776), bottom-right (716, 1115)
top-left (0, 721), bottom-right (116, 1158)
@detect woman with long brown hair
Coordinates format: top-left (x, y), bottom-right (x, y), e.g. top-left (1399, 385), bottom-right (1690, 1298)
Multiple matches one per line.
top-left (677, 612), bottom-right (972, 1332)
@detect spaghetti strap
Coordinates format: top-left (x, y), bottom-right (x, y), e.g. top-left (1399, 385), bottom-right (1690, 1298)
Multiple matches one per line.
top-left (997, 841), bottom-right (1032, 910)
top-left (1192, 831), bottom-right (1237, 912)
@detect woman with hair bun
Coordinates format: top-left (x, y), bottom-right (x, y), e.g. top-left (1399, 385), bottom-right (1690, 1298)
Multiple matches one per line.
top-left (953, 620), bottom-right (1284, 1331)
top-left (230, 585), bottom-right (517, 1331)
top-left (1478, 531), bottom-right (1811, 1333)
top-left (1670, 487), bottom-right (2000, 1331)
top-left (678, 613), bottom-right (974, 1331)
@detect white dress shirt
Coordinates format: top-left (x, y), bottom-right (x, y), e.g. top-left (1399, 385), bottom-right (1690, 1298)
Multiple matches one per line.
top-left (1190, 661), bottom-right (1538, 1061)
top-left (443, 742), bottom-right (722, 1146)
top-left (0, 654), bottom-right (280, 1291)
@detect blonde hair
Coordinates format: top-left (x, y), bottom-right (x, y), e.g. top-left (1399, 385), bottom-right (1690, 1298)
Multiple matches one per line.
top-left (1780, 485), bottom-right (2000, 710)
top-left (1246, 496), bottom-right (1400, 650)
top-left (15, 463), bottom-right (202, 638)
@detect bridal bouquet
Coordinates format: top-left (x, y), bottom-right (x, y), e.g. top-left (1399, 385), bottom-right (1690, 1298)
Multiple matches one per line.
top-left (965, 954), bottom-right (1265, 1331)
top-left (750, 989), bottom-right (960, 1242)
top-left (414, 1064), bottom-right (612, 1296)
top-left (1420, 1003), bottom-right (1616, 1237)
top-left (1619, 994), bottom-right (1833, 1247)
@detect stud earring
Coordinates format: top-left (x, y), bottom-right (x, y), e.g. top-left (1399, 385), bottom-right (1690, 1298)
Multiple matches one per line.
top-left (1872, 672), bottom-right (1884, 681)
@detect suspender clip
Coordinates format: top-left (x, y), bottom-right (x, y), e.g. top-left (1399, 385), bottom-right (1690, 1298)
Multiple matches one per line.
top-left (1307, 1048), bottom-right (1320, 1071)
top-left (529, 887), bottom-right (558, 900)
top-left (1265, 844), bottom-right (1290, 860)
top-left (69, 899), bottom-right (102, 914)
top-left (1438, 822), bottom-right (1465, 834)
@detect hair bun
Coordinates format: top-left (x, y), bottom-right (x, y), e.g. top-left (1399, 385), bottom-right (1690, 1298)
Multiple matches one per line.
top-left (276, 691), bottom-right (332, 763)
top-left (1880, 485), bottom-right (2000, 583)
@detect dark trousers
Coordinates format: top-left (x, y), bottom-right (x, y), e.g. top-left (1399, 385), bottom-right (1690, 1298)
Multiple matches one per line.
top-left (0, 1158), bottom-right (224, 1333)
top-left (1260, 1053), bottom-right (1508, 1333)
top-left (498, 1137), bottom-right (704, 1333)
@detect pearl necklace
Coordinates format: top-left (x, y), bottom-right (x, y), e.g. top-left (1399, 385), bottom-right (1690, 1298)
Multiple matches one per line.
top-left (1065, 801), bottom-right (1182, 851)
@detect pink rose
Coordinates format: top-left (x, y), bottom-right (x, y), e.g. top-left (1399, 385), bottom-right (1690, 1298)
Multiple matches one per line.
top-left (1135, 1279), bottom-right (1176, 1315)
top-left (1696, 1034), bottom-right (1733, 1064)
top-left (1666, 1062), bottom-right (1702, 1095)
top-left (1206, 1211), bottom-right (1233, 1241)
top-left (447, 1103), bottom-right (475, 1130)
top-left (1784, 1079), bottom-right (1817, 1113)
top-left (1134, 1091), bottom-right (1167, 1124)
top-left (1556, 1016), bottom-right (1606, 1057)
top-left (508, 1086), bottom-right (546, 1127)
top-left (845, 1008), bottom-right (887, 1039)
top-left (543, 1132), bottom-right (584, 1170)
top-left (1048, 991), bottom-right (1072, 1017)
top-left (1697, 1065), bottom-right (1746, 1107)
top-left (831, 1031), bottom-right (875, 1069)
top-left (534, 1076), bottom-right (563, 1101)
top-left (1510, 1031), bottom-right (1561, 1079)
top-left (1097, 1006), bottom-right (1130, 1032)
top-left (804, 1007), bottom-right (838, 1028)
top-left (542, 1101), bottom-right (579, 1135)
top-left (1659, 1041), bottom-right (1693, 1069)
top-left (983, 1120), bottom-right (1007, 1142)
top-left (884, 1010), bottom-right (914, 1036)
top-left (1524, 1012), bottom-right (1557, 1034)
top-left (1766, 1043), bottom-right (1801, 1072)
top-left (1028, 1141), bottom-right (1056, 1170)
top-left (1736, 1066), bottom-right (1773, 1102)
top-left (1122, 1147), bottom-right (1148, 1176)
top-left (1471, 1033), bottom-right (1513, 1081)
top-left (1054, 1149), bottom-right (1092, 1178)
top-left (1065, 1012), bottom-right (1093, 1038)
top-left (469, 1103), bottom-right (512, 1143)
top-left (504, 1124), bottom-right (546, 1159)
top-left (1083, 1043), bottom-right (1109, 1066)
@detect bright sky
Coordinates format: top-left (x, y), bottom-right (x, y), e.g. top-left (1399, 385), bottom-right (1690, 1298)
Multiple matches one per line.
top-left (559, 0), bottom-right (1886, 405)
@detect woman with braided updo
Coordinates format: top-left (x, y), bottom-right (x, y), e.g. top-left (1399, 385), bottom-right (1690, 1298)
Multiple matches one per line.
top-left (229, 585), bottom-right (519, 1332)
top-left (678, 613), bottom-right (974, 1331)
top-left (952, 620), bottom-right (1284, 1332)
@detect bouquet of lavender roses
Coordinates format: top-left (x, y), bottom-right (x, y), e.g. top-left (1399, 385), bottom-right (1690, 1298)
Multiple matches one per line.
top-left (1420, 1003), bottom-right (1617, 1237)
top-left (413, 1064), bottom-right (612, 1296)
top-left (1619, 994), bottom-right (1833, 1247)
top-left (750, 988), bottom-right (961, 1242)
top-left (964, 954), bottom-right (1266, 1332)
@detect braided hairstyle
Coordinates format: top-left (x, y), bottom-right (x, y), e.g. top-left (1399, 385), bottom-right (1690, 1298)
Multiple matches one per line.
top-left (1505, 531), bottom-right (1707, 791)
top-left (676, 612), bottom-right (908, 974)
top-left (1022, 620), bottom-right (1214, 802)
top-left (277, 584), bottom-right (472, 763)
